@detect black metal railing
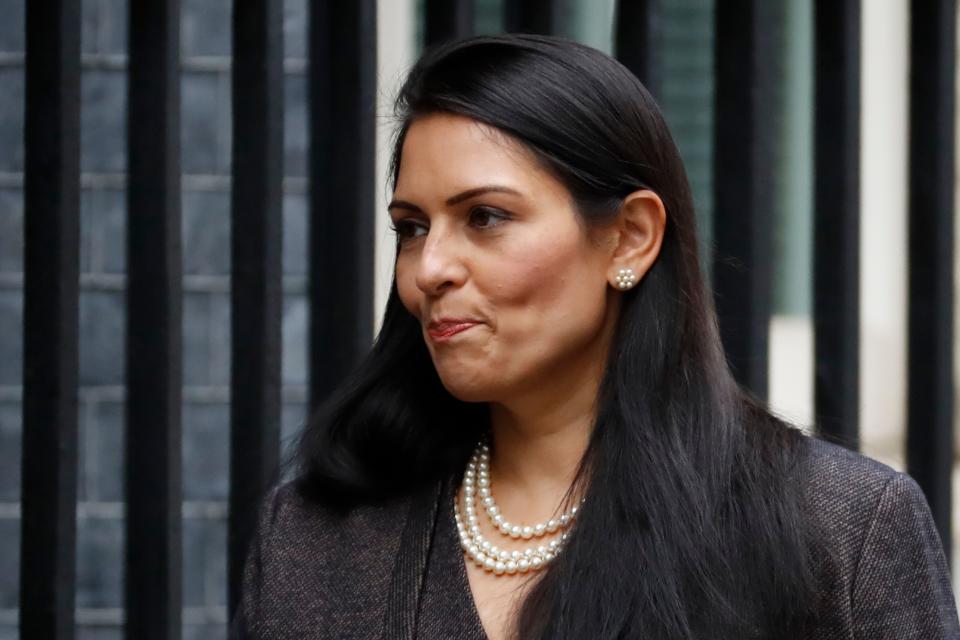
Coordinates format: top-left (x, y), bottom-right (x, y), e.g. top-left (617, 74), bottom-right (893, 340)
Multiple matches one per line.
top-left (227, 0), bottom-right (284, 620)
top-left (812, 0), bottom-right (861, 453)
top-left (713, 0), bottom-right (779, 401)
top-left (16, 0), bottom-right (956, 637)
top-left (20, 2), bottom-right (81, 638)
top-left (125, 2), bottom-right (183, 637)
top-left (906, 0), bottom-right (956, 561)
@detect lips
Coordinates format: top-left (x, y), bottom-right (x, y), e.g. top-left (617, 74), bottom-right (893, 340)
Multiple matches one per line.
top-left (427, 318), bottom-right (481, 339)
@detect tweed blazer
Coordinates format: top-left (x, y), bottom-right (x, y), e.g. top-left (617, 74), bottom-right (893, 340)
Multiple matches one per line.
top-left (229, 435), bottom-right (960, 639)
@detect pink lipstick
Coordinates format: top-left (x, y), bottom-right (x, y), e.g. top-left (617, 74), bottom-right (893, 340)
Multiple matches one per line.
top-left (427, 319), bottom-right (480, 340)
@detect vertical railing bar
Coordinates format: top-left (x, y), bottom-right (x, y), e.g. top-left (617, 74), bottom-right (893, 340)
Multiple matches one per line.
top-left (425, 0), bottom-right (474, 46)
top-left (712, 0), bottom-right (776, 400)
top-left (20, 2), bottom-right (82, 638)
top-left (228, 0), bottom-right (285, 618)
top-left (906, 0), bottom-right (956, 561)
top-left (308, 1), bottom-right (378, 406)
top-left (125, 1), bottom-right (183, 638)
top-left (503, 0), bottom-right (558, 35)
top-left (613, 0), bottom-right (662, 100)
top-left (812, 0), bottom-right (861, 449)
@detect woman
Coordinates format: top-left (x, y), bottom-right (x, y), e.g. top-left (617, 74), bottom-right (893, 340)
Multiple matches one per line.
top-left (230, 35), bottom-right (959, 639)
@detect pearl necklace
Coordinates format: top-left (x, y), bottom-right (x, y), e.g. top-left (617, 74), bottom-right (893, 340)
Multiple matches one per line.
top-left (454, 440), bottom-right (582, 576)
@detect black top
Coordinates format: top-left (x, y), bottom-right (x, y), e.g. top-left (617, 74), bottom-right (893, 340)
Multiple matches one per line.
top-left (229, 435), bottom-right (960, 639)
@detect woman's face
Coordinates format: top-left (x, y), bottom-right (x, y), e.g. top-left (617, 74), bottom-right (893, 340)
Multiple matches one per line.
top-left (390, 113), bottom-right (621, 404)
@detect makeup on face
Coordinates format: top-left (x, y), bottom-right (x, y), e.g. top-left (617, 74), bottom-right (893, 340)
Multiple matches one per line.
top-left (391, 112), bottom-right (617, 405)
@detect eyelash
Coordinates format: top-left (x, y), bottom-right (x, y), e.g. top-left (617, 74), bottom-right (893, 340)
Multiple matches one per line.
top-left (389, 206), bottom-right (510, 242)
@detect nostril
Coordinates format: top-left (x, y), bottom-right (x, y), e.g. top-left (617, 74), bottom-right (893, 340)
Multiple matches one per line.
top-left (415, 252), bottom-right (467, 295)
top-left (416, 271), bottom-right (458, 296)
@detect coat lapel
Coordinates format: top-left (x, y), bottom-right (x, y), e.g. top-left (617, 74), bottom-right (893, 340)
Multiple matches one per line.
top-left (380, 479), bottom-right (445, 640)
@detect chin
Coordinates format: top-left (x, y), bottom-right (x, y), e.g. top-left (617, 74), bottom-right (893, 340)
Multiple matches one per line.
top-left (435, 372), bottom-right (497, 404)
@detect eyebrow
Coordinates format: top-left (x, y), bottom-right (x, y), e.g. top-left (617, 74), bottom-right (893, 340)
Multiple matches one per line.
top-left (387, 185), bottom-right (522, 213)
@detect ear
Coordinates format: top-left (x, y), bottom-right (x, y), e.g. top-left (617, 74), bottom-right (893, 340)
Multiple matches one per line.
top-left (607, 190), bottom-right (666, 290)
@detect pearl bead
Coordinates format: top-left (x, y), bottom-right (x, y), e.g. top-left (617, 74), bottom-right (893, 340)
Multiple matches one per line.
top-left (521, 526), bottom-right (533, 539)
top-left (494, 562), bottom-right (506, 575)
top-left (546, 520), bottom-right (559, 533)
top-left (484, 557), bottom-right (496, 571)
top-left (518, 559), bottom-right (530, 571)
top-left (534, 524), bottom-right (546, 536)
top-left (509, 526), bottom-right (521, 539)
top-left (510, 550), bottom-right (522, 561)
top-left (506, 561), bottom-right (518, 574)
top-left (492, 514), bottom-right (504, 526)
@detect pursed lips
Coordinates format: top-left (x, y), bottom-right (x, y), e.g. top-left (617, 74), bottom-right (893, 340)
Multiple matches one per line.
top-left (426, 318), bottom-right (481, 339)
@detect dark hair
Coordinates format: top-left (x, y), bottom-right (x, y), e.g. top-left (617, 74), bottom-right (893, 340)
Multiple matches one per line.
top-left (293, 34), bottom-right (824, 639)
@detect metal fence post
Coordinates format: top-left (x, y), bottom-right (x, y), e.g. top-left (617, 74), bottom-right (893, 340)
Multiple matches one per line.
top-left (20, 1), bottom-right (81, 636)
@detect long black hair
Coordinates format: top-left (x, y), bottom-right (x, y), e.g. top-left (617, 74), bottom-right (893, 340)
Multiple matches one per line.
top-left (293, 34), bottom-right (825, 639)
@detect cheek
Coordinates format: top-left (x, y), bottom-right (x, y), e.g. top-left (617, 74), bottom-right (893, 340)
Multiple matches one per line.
top-left (394, 260), bottom-right (422, 320)
top-left (493, 241), bottom-right (606, 334)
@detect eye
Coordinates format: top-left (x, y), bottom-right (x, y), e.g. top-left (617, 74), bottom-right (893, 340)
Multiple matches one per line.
top-left (469, 206), bottom-right (510, 229)
top-left (389, 218), bottom-right (428, 242)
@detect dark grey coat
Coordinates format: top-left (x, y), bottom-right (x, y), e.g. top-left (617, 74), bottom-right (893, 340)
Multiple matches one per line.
top-left (230, 435), bottom-right (960, 639)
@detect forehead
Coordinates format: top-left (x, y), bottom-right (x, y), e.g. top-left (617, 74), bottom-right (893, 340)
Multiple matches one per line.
top-left (395, 112), bottom-right (559, 198)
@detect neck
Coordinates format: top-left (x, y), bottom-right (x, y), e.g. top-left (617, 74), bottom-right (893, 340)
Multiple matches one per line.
top-left (480, 295), bottom-right (618, 517)
top-left (485, 363), bottom-right (599, 511)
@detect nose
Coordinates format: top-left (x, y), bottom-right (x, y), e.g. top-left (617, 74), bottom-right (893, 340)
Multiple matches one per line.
top-left (414, 223), bottom-right (468, 296)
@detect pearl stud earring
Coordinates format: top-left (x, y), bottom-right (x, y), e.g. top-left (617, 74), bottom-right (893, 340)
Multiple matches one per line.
top-left (615, 267), bottom-right (637, 290)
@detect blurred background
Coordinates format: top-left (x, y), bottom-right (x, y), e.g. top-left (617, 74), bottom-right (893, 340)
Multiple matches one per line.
top-left (0, 0), bottom-right (957, 638)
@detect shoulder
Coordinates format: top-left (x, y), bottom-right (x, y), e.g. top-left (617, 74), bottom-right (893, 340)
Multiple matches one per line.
top-left (797, 434), bottom-right (959, 637)
top-left (259, 480), bottom-right (412, 546)
top-left (252, 480), bottom-right (414, 582)
top-left (800, 434), bottom-right (905, 525)
top-left (233, 481), bottom-right (415, 638)
top-left (798, 433), bottom-right (925, 563)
